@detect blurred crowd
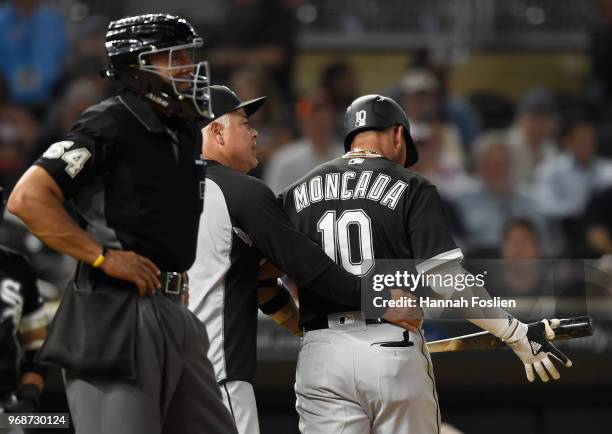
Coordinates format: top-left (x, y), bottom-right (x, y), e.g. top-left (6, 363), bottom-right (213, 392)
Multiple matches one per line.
top-left (2, 0), bottom-right (612, 300)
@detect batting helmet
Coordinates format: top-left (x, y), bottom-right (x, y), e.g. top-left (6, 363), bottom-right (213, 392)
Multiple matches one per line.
top-left (344, 94), bottom-right (418, 167)
top-left (104, 14), bottom-right (211, 119)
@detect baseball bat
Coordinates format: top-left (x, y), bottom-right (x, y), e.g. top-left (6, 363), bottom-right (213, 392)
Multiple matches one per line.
top-left (426, 316), bottom-right (593, 353)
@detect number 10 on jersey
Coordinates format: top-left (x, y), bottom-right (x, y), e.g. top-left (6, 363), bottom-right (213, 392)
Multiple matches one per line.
top-left (317, 209), bottom-right (374, 276)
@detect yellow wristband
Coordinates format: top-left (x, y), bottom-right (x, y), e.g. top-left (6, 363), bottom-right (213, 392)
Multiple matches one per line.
top-left (92, 247), bottom-right (107, 268)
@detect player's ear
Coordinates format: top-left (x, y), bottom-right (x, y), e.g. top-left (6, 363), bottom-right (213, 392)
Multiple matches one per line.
top-left (391, 125), bottom-right (407, 165)
top-left (397, 125), bottom-right (405, 143)
top-left (393, 125), bottom-right (404, 150)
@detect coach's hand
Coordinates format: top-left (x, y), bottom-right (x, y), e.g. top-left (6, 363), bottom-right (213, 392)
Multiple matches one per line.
top-left (508, 319), bottom-right (572, 382)
top-left (100, 249), bottom-right (161, 297)
top-left (382, 289), bottom-right (423, 332)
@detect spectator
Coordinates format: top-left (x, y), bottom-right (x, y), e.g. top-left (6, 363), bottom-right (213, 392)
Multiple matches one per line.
top-left (264, 93), bottom-right (342, 194)
top-left (68, 15), bottom-right (108, 70)
top-left (399, 69), bottom-right (441, 123)
top-left (229, 66), bottom-right (293, 177)
top-left (468, 90), bottom-right (515, 130)
top-left (584, 186), bottom-right (612, 257)
top-left (486, 218), bottom-right (556, 318)
top-left (206, 0), bottom-right (297, 103)
top-left (502, 218), bottom-right (541, 260)
top-left (320, 60), bottom-right (359, 138)
top-left (532, 117), bottom-right (612, 219)
top-left (399, 69), bottom-right (466, 171)
top-left (410, 116), bottom-right (471, 197)
top-left (381, 51), bottom-right (482, 149)
top-left (0, 0), bottom-right (67, 107)
top-left (59, 15), bottom-right (111, 100)
top-left (453, 131), bottom-right (543, 254)
top-left (584, 186), bottom-right (612, 290)
top-left (0, 73), bottom-right (38, 190)
top-left (507, 88), bottom-right (559, 183)
top-left (27, 78), bottom-right (109, 166)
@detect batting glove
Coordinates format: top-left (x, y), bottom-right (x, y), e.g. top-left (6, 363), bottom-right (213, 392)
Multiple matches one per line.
top-left (508, 319), bottom-right (573, 382)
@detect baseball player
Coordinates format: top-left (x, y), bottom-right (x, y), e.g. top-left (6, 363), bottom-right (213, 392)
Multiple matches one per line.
top-left (188, 86), bottom-right (420, 434)
top-left (0, 187), bottom-right (49, 421)
top-left (8, 15), bottom-right (237, 434)
top-left (280, 95), bottom-right (572, 434)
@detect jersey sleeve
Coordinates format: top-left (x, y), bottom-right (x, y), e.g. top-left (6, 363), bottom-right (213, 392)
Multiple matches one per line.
top-left (33, 103), bottom-right (118, 199)
top-left (407, 184), bottom-right (463, 274)
top-left (230, 177), bottom-right (361, 307)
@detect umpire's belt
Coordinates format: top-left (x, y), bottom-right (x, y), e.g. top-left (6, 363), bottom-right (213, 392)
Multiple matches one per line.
top-left (160, 271), bottom-right (186, 296)
top-left (87, 267), bottom-right (186, 298)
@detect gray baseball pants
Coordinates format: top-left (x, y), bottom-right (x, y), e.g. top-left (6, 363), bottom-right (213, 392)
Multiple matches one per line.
top-left (295, 322), bottom-right (440, 434)
top-left (220, 380), bottom-right (260, 434)
top-left (64, 293), bottom-right (237, 434)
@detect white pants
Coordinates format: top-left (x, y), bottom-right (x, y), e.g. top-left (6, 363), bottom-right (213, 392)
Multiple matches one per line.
top-left (295, 323), bottom-right (440, 434)
top-left (220, 380), bottom-right (260, 434)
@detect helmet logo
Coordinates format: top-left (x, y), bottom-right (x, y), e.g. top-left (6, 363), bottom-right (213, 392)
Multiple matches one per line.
top-left (355, 110), bottom-right (367, 127)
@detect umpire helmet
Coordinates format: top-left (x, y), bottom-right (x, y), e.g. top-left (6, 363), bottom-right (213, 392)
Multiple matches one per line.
top-left (344, 94), bottom-right (418, 167)
top-left (104, 14), bottom-right (211, 119)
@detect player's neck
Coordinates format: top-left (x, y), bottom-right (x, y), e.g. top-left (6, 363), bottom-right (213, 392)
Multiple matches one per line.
top-left (349, 147), bottom-right (383, 156)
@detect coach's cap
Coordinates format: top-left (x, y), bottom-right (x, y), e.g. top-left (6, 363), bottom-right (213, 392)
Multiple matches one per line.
top-left (200, 85), bottom-right (266, 127)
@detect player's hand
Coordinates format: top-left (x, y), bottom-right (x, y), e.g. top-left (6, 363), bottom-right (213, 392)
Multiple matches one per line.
top-left (508, 319), bottom-right (572, 382)
top-left (382, 289), bottom-right (423, 332)
top-left (100, 249), bottom-right (161, 297)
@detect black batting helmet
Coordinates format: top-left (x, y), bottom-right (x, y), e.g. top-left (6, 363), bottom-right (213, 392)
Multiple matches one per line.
top-left (104, 14), bottom-right (211, 119)
top-left (344, 94), bottom-right (418, 167)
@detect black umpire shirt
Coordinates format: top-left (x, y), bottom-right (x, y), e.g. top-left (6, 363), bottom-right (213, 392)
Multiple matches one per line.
top-left (34, 91), bottom-right (204, 272)
top-left (0, 246), bottom-right (46, 397)
top-left (280, 151), bottom-right (463, 328)
top-left (189, 161), bottom-right (362, 384)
